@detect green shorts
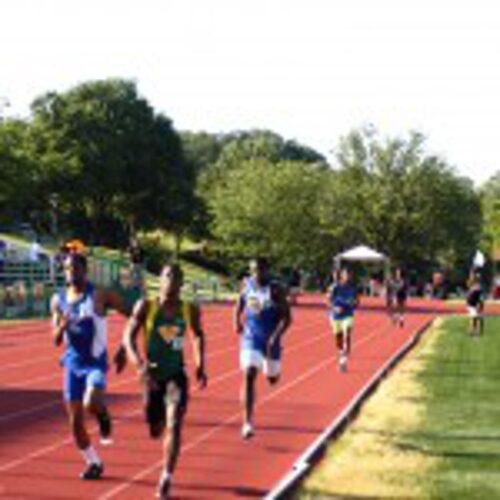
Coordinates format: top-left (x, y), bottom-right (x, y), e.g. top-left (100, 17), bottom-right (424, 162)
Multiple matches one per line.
top-left (331, 317), bottom-right (354, 335)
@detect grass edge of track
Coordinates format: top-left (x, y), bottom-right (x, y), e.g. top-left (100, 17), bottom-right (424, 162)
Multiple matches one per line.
top-left (297, 314), bottom-right (500, 499)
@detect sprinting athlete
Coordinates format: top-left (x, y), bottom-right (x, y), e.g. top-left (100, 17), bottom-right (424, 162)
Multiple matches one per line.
top-left (327, 268), bottom-right (358, 372)
top-left (466, 273), bottom-right (484, 337)
top-left (123, 263), bottom-right (207, 499)
top-left (51, 253), bottom-right (128, 480)
top-left (235, 257), bottom-right (291, 439)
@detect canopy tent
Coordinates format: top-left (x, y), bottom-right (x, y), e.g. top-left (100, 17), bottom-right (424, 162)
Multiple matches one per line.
top-left (334, 245), bottom-right (390, 295)
top-left (334, 245), bottom-right (388, 264)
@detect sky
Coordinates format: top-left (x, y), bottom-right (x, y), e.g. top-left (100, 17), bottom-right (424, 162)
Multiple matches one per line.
top-left (1, 0), bottom-right (499, 185)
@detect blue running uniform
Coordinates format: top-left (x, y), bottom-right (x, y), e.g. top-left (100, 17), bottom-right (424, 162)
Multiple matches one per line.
top-left (53, 283), bottom-right (108, 401)
top-left (329, 283), bottom-right (357, 320)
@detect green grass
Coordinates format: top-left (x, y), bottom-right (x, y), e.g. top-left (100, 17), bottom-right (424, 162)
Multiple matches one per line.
top-left (410, 315), bottom-right (500, 498)
top-left (298, 315), bottom-right (500, 499)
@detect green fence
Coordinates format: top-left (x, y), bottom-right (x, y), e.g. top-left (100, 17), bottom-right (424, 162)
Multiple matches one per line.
top-left (0, 253), bottom-right (231, 320)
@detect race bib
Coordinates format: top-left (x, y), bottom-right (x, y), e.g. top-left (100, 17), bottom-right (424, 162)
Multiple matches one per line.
top-left (158, 325), bottom-right (181, 344)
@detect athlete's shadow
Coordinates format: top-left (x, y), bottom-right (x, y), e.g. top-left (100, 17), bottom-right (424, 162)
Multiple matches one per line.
top-left (0, 388), bottom-right (136, 439)
top-left (174, 482), bottom-right (267, 497)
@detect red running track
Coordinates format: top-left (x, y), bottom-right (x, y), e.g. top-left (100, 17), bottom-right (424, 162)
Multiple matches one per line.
top-left (0, 296), bottom-right (446, 499)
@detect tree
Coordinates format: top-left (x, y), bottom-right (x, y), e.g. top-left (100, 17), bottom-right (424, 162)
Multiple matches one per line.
top-left (480, 172), bottom-right (500, 258)
top-left (321, 127), bottom-right (482, 277)
top-left (209, 158), bottom-right (329, 271)
top-left (0, 119), bottom-right (39, 227)
top-left (199, 129), bottom-right (326, 196)
top-left (28, 79), bottom-right (186, 245)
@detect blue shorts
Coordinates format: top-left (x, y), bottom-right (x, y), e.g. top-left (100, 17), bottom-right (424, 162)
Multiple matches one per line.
top-left (63, 367), bottom-right (106, 402)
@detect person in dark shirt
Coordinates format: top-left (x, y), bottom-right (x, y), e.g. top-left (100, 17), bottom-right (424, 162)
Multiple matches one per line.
top-left (466, 273), bottom-right (484, 337)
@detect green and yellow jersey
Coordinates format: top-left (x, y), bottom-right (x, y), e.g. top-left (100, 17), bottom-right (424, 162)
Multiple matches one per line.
top-left (143, 299), bottom-right (197, 380)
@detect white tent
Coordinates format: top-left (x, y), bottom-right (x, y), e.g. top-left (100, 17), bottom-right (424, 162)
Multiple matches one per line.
top-left (334, 245), bottom-right (388, 264)
top-left (334, 245), bottom-right (390, 295)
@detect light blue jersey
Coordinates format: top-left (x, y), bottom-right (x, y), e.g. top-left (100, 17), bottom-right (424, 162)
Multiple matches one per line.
top-left (54, 283), bottom-right (107, 373)
top-left (241, 277), bottom-right (281, 356)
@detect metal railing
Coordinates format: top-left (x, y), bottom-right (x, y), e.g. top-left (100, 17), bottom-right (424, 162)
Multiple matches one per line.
top-left (0, 255), bottom-right (233, 320)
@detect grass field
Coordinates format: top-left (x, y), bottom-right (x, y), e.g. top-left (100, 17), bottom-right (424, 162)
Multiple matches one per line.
top-left (299, 315), bottom-right (500, 499)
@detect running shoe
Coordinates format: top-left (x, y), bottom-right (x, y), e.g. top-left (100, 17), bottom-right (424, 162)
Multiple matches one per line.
top-left (241, 422), bottom-right (255, 440)
top-left (80, 462), bottom-right (104, 480)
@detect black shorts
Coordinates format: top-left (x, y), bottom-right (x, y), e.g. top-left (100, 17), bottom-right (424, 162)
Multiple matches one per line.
top-left (144, 371), bottom-right (189, 430)
top-left (396, 293), bottom-right (407, 306)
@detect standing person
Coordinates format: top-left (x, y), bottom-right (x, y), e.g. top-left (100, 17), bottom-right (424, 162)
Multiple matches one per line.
top-left (327, 268), bottom-right (358, 372)
top-left (128, 237), bottom-right (145, 289)
top-left (123, 263), bottom-right (207, 499)
top-left (466, 273), bottom-right (484, 337)
top-left (50, 253), bottom-right (128, 480)
top-left (391, 268), bottom-right (408, 327)
top-left (385, 272), bottom-right (395, 316)
top-left (235, 257), bottom-right (292, 439)
top-left (0, 238), bottom-right (6, 283)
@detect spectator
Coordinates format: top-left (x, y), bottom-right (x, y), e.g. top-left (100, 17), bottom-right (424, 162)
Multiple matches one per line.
top-left (29, 238), bottom-right (42, 262)
top-left (0, 239), bottom-right (6, 282)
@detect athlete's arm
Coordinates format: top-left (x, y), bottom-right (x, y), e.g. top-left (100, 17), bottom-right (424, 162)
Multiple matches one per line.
top-left (122, 299), bottom-right (148, 374)
top-left (234, 293), bottom-right (245, 335)
top-left (267, 285), bottom-right (292, 351)
top-left (95, 288), bottom-right (131, 373)
top-left (188, 304), bottom-right (208, 389)
top-left (50, 294), bottom-right (68, 347)
top-left (325, 284), bottom-right (333, 306)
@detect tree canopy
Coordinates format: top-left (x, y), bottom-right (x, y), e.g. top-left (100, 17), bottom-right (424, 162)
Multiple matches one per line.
top-left (0, 80), bottom-right (488, 283)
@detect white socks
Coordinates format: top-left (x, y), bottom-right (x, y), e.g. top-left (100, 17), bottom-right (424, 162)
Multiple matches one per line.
top-left (81, 446), bottom-right (101, 465)
top-left (160, 470), bottom-right (172, 482)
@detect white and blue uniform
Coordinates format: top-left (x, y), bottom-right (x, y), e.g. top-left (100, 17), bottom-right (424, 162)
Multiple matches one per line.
top-left (53, 283), bottom-right (107, 402)
top-left (240, 277), bottom-right (282, 377)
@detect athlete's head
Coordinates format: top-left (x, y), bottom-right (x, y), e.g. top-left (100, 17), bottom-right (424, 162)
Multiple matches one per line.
top-left (63, 253), bottom-right (87, 288)
top-left (159, 263), bottom-right (184, 300)
top-left (339, 268), bottom-right (351, 285)
top-left (249, 257), bottom-right (269, 285)
top-left (331, 268), bottom-right (341, 283)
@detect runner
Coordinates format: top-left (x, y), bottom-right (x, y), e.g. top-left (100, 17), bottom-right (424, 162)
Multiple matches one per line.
top-left (122, 262), bottom-right (207, 499)
top-left (327, 268), bottom-right (358, 372)
top-left (234, 257), bottom-right (292, 439)
top-left (51, 252), bottom-right (128, 480)
top-left (466, 272), bottom-right (484, 337)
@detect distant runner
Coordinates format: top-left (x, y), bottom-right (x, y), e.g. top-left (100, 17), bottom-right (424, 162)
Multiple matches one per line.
top-left (387, 268), bottom-right (408, 327)
top-left (327, 268), bottom-right (358, 372)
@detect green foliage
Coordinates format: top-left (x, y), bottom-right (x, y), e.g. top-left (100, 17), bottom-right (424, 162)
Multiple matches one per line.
top-left (28, 79), bottom-right (187, 244)
top-left (209, 126), bottom-right (481, 280)
top-left (0, 120), bottom-right (39, 225)
top-left (209, 158), bottom-right (329, 270)
top-left (198, 129), bottom-right (326, 199)
top-left (0, 80), bottom-right (486, 282)
top-left (324, 128), bottom-right (481, 276)
top-left (480, 172), bottom-right (500, 256)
